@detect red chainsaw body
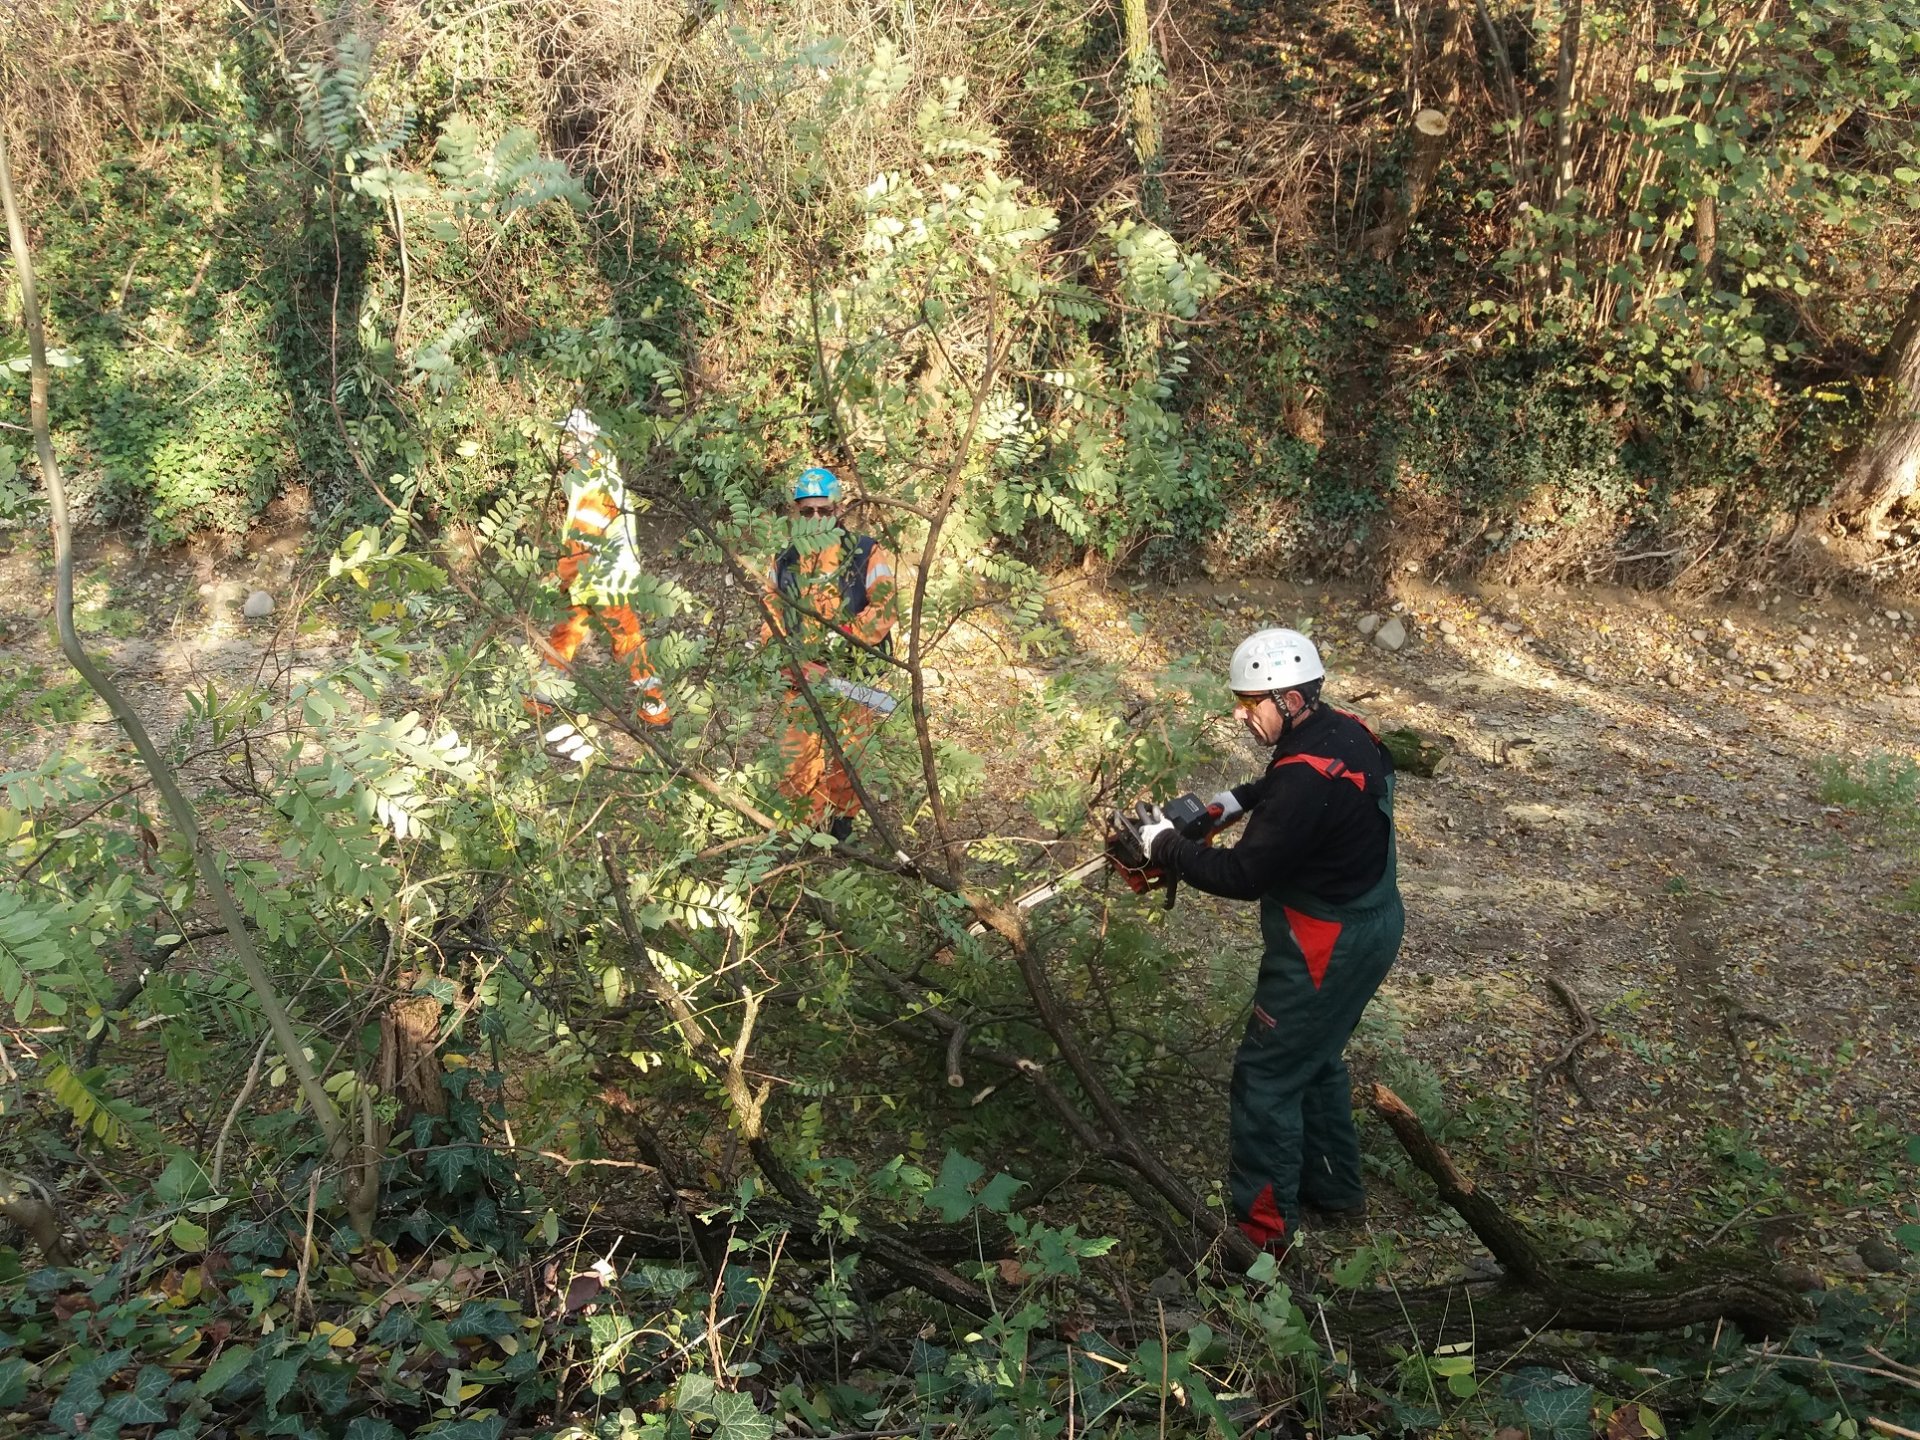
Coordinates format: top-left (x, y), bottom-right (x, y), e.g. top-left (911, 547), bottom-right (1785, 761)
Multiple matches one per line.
top-left (1104, 793), bottom-right (1237, 907)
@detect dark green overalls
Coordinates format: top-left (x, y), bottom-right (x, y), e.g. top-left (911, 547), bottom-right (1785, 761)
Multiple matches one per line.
top-left (1229, 767), bottom-right (1403, 1252)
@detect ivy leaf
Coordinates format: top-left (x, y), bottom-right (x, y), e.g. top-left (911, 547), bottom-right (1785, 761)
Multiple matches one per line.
top-left (1894, 1223), bottom-right (1920, 1256)
top-left (343, 1421), bottom-right (405, 1440)
top-left (98, 1364), bottom-right (172, 1424)
top-left (1501, 1367), bottom-right (1594, 1440)
top-left (975, 1171), bottom-right (1024, 1216)
top-left (447, 1300), bottom-right (519, 1340)
top-left (675, 1371), bottom-right (717, 1414)
top-left (425, 1144), bottom-right (476, 1194)
top-left (195, 1343), bottom-right (254, 1397)
top-left (370, 1306), bottom-right (420, 1345)
top-left (304, 1362), bottom-right (353, 1414)
top-left (52, 1348), bottom-right (130, 1434)
top-left (709, 1387), bottom-right (774, 1440)
top-left (925, 1149), bottom-right (986, 1221)
top-left (0, 1356), bottom-right (26, 1407)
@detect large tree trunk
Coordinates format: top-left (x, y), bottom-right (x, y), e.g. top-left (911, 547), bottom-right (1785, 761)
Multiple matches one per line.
top-left (1120, 0), bottom-right (1165, 223)
top-left (1828, 283), bottom-right (1920, 539)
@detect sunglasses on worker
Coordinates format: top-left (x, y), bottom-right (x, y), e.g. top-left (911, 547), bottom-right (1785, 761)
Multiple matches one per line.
top-left (1232, 692), bottom-right (1271, 714)
top-left (796, 501), bottom-right (837, 517)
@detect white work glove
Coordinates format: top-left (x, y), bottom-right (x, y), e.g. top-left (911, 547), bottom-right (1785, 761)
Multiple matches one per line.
top-left (1209, 790), bottom-right (1244, 824)
top-left (542, 720), bottom-right (597, 767)
top-left (1138, 806), bottom-right (1177, 859)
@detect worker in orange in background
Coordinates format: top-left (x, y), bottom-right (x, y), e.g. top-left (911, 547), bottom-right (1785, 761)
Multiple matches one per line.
top-left (764, 465), bottom-right (898, 841)
top-left (529, 408), bottom-right (672, 765)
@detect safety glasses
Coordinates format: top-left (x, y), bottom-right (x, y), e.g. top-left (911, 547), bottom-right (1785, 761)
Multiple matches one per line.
top-left (1232, 692), bottom-right (1270, 714)
top-left (796, 502), bottom-right (837, 518)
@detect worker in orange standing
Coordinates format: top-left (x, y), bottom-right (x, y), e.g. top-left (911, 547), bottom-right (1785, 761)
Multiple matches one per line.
top-left (764, 465), bottom-right (898, 841)
top-left (530, 408), bottom-right (673, 765)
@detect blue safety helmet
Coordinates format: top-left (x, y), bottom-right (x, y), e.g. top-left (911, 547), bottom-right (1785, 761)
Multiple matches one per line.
top-left (792, 465), bottom-right (842, 502)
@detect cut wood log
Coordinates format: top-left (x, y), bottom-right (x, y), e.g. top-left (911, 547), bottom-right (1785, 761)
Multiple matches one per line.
top-left (0, 1169), bottom-right (77, 1266)
top-left (1340, 1085), bottom-right (1813, 1348)
top-left (1381, 727), bottom-right (1449, 777)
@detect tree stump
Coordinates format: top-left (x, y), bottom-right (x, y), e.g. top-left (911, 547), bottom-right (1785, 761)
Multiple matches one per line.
top-left (378, 976), bottom-right (448, 1123)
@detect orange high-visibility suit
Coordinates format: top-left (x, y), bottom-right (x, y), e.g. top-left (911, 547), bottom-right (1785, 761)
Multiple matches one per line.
top-left (764, 532), bottom-right (898, 825)
top-left (532, 415), bottom-right (671, 727)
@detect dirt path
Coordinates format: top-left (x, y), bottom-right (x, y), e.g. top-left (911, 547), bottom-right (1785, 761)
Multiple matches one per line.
top-left (1020, 572), bottom-right (1919, 1281)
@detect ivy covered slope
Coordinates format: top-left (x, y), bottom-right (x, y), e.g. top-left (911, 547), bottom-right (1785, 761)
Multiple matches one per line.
top-left (4, 0), bottom-right (1918, 572)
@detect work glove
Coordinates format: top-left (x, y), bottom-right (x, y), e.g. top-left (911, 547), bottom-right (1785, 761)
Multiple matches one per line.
top-left (542, 720), bottom-right (597, 767)
top-left (1138, 805), bottom-right (1177, 860)
top-left (1209, 790), bottom-right (1243, 825)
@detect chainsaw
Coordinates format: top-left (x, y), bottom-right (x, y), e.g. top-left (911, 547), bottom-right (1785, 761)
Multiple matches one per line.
top-left (967, 793), bottom-right (1241, 934)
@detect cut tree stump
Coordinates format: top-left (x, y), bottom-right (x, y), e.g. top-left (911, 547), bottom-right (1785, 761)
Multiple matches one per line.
top-left (1331, 1085), bottom-right (1814, 1349)
top-left (378, 974), bottom-right (448, 1122)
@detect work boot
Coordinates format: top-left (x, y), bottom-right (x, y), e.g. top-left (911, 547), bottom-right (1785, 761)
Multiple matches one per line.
top-left (1302, 1200), bottom-right (1368, 1229)
top-left (633, 681), bottom-right (672, 728)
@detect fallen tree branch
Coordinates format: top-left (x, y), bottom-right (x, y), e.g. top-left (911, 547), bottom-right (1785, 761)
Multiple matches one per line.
top-left (1542, 975), bottom-right (1597, 1105)
top-left (599, 842), bottom-right (992, 1313)
top-left (1359, 1084), bottom-right (1813, 1345)
top-left (850, 945), bottom-right (1230, 1266)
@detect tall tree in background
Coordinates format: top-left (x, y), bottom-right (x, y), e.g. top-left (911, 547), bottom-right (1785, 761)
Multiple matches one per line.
top-left (1121, 0), bottom-right (1165, 221)
top-left (1826, 284), bottom-right (1920, 540)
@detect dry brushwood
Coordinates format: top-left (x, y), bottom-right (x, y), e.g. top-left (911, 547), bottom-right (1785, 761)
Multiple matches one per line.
top-left (1333, 1085), bottom-right (1815, 1350)
top-left (1542, 976), bottom-right (1598, 1101)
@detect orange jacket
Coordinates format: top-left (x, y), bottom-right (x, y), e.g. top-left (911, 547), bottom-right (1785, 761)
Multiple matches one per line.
top-left (763, 533), bottom-right (898, 654)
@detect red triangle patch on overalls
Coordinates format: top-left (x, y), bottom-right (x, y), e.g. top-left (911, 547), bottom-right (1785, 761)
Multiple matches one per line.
top-left (1282, 906), bottom-right (1343, 989)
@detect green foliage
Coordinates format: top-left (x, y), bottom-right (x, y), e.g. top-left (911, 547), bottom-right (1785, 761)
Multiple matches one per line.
top-left (1819, 751), bottom-right (1920, 906)
top-left (1819, 752), bottom-right (1920, 822)
top-left (6, 7), bottom-right (1920, 1439)
top-left (1396, 368), bottom-right (1636, 523)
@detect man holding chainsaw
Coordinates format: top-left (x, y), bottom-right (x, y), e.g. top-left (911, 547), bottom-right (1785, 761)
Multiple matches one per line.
top-left (1137, 627), bottom-right (1403, 1262)
top-left (763, 465), bottom-right (898, 842)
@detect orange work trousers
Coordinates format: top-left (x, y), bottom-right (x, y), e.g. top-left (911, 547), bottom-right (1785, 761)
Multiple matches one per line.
top-left (778, 673), bottom-right (883, 824)
top-left (534, 543), bottom-right (670, 725)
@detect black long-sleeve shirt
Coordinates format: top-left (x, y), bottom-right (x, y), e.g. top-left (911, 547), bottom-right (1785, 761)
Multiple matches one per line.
top-left (1149, 706), bottom-right (1393, 904)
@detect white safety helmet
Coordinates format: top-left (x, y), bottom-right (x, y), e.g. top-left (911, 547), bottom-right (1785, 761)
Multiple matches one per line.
top-left (561, 407), bottom-right (601, 443)
top-left (1229, 627), bottom-right (1324, 695)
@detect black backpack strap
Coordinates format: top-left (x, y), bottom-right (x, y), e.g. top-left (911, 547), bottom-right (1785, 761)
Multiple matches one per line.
top-left (840, 535), bottom-right (875, 617)
top-left (773, 545), bottom-right (800, 599)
